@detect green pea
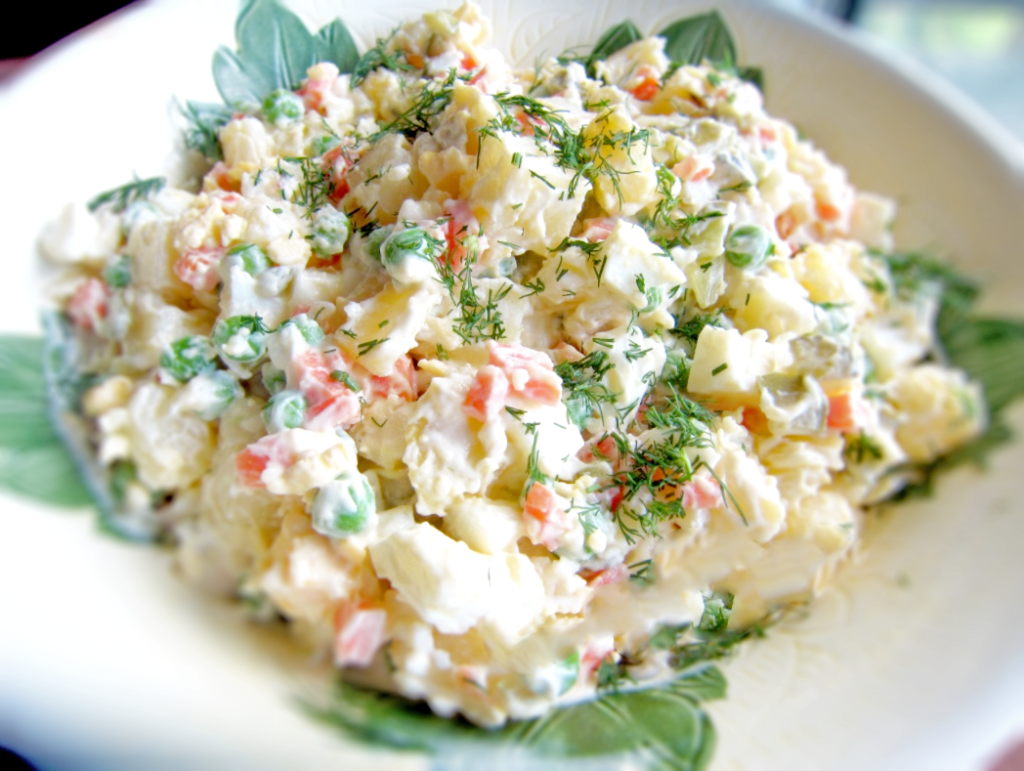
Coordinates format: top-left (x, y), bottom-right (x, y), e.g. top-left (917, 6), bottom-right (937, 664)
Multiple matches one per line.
top-left (213, 315), bottom-right (267, 362)
top-left (498, 257), bottom-right (517, 277)
top-left (309, 206), bottom-right (351, 257)
top-left (724, 224), bottom-right (771, 269)
top-left (225, 243), bottom-right (270, 275)
top-left (365, 225), bottom-right (394, 263)
top-left (109, 460), bottom-right (138, 504)
top-left (380, 226), bottom-right (440, 266)
top-left (261, 363), bottom-right (286, 395)
top-left (310, 472), bottom-right (376, 537)
top-left (263, 89), bottom-right (304, 125)
top-left (103, 254), bottom-right (132, 289)
top-left (279, 313), bottom-right (324, 345)
top-left (380, 226), bottom-right (443, 284)
top-left (160, 335), bottom-right (216, 382)
top-left (192, 371), bottom-right (243, 421)
top-left (311, 135), bottom-right (341, 157)
top-left (555, 651), bottom-right (580, 695)
top-left (262, 389), bottom-right (307, 432)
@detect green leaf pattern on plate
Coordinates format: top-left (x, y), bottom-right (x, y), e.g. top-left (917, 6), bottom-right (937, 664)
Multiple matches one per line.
top-left (9, 3), bottom-right (1024, 769)
top-left (213, 0), bottom-right (359, 108)
top-left (305, 667), bottom-right (722, 770)
top-left (0, 334), bottom-right (92, 507)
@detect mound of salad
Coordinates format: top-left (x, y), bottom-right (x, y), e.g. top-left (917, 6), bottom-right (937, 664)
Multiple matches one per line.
top-left (39, 0), bottom-right (985, 730)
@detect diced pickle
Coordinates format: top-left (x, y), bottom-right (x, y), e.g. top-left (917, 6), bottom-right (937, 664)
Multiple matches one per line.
top-left (790, 334), bottom-right (855, 381)
top-left (759, 373), bottom-right (827, 434)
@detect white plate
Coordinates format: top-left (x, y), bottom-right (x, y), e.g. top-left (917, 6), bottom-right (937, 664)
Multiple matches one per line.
top-left (1, 1), bottom-right (1023, 769)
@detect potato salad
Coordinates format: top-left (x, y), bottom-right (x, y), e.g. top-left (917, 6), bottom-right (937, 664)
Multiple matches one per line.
top-left (42, 2), bottom-right (984, 727)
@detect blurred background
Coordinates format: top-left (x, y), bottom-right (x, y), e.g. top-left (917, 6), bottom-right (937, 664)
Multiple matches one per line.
top-left (0, 0), bottom-right (1021, 769)
top-left (2, 0), bottom-right (1022, 144)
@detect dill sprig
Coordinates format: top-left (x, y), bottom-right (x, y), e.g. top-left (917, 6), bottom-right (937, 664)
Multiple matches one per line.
top-left (280, 156), bottom-right (332, 219)
top-left (87, 176), bottom-right (166, 214)
top-left (350, 29), bottom-right (415, 86)
top-left (357, 338), bottom-right (390, 357)
top-left (554, 350), bottom-right (618, 429)
top-left (671, 311), bottom-right (724, 352)
top-left (371, 70), bottom-right (459, 141)
top-left (179, 100), bottom-right (232, 162)
top-left (844, 432), bottom-right (883, 464)
top-left (550, 237), bottom-right (607, 286)
top-left (641, 165), bottom-right (725, 251)
top-left (427, 225), bottom-right (513, 345)
top-left (479, 93), bottom-right (650, 204)
top-left (453, 272), bottom-right (513, 344)
top-left (607, 389), bottom-right (719, 542)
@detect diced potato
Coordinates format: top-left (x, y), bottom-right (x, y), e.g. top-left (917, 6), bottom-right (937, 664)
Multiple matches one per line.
top-left (888, 364), bottom-right (985, 463)
top-left (688, 326), bottom-right (775, 401)
top-left (582, 105), bottom-right (658, 216)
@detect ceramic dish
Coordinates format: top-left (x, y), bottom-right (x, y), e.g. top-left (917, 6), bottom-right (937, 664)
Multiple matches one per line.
top-left (1, 1), bottom-right (1023, 769)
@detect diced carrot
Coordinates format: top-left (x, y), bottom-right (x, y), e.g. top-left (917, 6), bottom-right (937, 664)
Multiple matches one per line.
top-left (630, 76), bottom-right (660, 101)
top-left (334, 603), bottom-right (387, 668)
top-left (741, 406), bottom-right (771, 436)
top-left (579, 564), bottom-right (627, 587)
top-left (235, 433), bottom-right (297, 488)
top-left (298, 73), bottom-right (336, 114)
top-left (776, 210), bottom-right (797, 239)
top-left (66, 278), bottom-right (108, 332)
top-left (463, 365), bottom-right (510, 422)
top-left (293, 349), bottom-right (363, 430)
top-left (460, 51), bottom-right (477, 71)
top-left (672, 155), bottom-right (714, 183)
top-left (488, 342), bottom-right (552, 371)
top-left (827, 390), bottom-right (871, 433)
top-left (209, 161), bottom-right (240, 193)
top-left (581, 217), bottom-right (616, 242)
top-left (516, 375), bottom-right (561, 405)
top-left (174, 247), bottom-right (223, 293)
top-left (367, 354), bottom-right (417, 402)
top-left (515, 111), bottom-right (541, 137)
top-left (304, 391), bottom-right (362, 430)
top-left (216, 192), bottom-right (243, 211)
top-left (523, 482), bottom-right (570, 550)
top-left (468, 65), bottom-right (488, 88)
top-left (608, 485), bottom-right (626, 513)
top-left (234, 447), bottom-right (270, 487)
top-left (487, 342), bottom-right (561, 406)
top-left (816, 200), bottom-right (843, 222)
top-left (758, 126), bottom-right (777, 143)
top-left (405, 52), bottom-right (424, 69)
top-left (681, 473), bottom-right (723, 511)
top-left (579, 639), bottom-right (616, 681)
top-left (579, 436), bottom-right (619, 464)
